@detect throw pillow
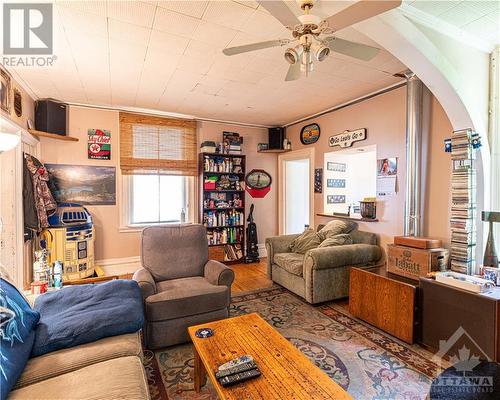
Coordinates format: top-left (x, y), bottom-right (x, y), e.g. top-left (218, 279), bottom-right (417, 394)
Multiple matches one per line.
top-left (0, 278), bottom-right (40, 400)
top-left (318, 220), bottom-right (357, 240)
top-left (289, 229), bottom-right (323, 254)
top-left (318, 234), bottom-right (353, 248)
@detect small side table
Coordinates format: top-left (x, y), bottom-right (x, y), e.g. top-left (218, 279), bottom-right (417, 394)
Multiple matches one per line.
top-left (349, 266), bottom-right (419, 344)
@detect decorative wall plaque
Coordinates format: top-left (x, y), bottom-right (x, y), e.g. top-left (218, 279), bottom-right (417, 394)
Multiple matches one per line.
top-left (329, 128), bottom-right (367, 148)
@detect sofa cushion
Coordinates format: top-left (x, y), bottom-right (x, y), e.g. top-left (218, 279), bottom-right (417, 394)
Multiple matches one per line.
top-left (273, 253), bottom-right (304, 277)
top-left (15, 332), bottom-right (142, 389)
top-left (32, 280), bottom-right (144, 357)
top-left (8, 356), bottom-right (150, 400)
top-left (318, 234), bottom-right (353, 248)
top-left (146, 277), bottom-right (229, 321)
top-left (318, 220), bottom-right (357, 239)
top-left (0, 278), bottom-right (40, 400)
top-left (289, 229), bottom-right (323, 254)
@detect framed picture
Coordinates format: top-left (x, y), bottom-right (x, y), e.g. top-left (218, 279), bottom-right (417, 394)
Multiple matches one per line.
top-left (327, 195), bottom-right (346, 204)
top-left (327, 162), bottom-right (346, 172)
top-left (300, 123), bottom-right (320, 145)
top-left (46, 164), bottom-right (116, 205)
top-left (0, 67), bottom-right (12, 114)
top-left (327, 179), bottom-right (345, 188)
top-left (314, 168), bottom-right (322, 193)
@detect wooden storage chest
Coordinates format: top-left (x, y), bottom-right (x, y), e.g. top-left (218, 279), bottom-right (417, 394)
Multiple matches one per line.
top-left (387, 244), bottom-right (449, 281)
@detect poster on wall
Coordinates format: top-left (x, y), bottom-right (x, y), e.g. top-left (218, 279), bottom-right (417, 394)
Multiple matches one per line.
top-left (376, 157), bottom-right (397, 196)
top-left (314, 168), bottom-right (322, 193)
top-left (88, 129), bottom-right (111, 160)
top-left (377, 158), bottom-right (397, 176)
top-left (46, 164), bottom-right (116, 205)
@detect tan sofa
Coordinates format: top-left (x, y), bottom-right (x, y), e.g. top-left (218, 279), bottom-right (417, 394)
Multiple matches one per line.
top-left (9, 331), bottom-right (150, 399)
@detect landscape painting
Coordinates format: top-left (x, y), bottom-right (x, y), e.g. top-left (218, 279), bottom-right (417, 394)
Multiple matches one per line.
top-left (46, 164), bottom-right (116, 205)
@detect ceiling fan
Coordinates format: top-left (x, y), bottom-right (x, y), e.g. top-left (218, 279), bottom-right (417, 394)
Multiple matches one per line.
top-left (223, 0), bottom-right (402, 81)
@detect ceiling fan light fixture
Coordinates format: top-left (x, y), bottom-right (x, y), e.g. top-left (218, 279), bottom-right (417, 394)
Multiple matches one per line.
top-left (311, 41), bottom-right (330, 62)
top-left (284, 46), bottom-right (302, 65)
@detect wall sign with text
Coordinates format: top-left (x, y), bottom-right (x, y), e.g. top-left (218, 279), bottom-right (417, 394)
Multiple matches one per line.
top-left (329, 128), bottom-right (366, 148)
top-left (88, 129), bottom-right (111, 160)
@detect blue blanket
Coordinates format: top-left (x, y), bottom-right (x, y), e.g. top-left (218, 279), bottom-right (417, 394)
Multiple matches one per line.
top-left (32, 280), bottom-right (144, 357)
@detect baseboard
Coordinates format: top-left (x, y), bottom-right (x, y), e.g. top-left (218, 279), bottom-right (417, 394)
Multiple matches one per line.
top-left (258, 243), bottom-right (267, 258)
top-left (95, 256), bottom-right (141, 276)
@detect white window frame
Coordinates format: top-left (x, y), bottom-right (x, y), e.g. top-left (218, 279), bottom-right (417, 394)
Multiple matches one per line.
top-left (119, 174), bottom-right (197, 233)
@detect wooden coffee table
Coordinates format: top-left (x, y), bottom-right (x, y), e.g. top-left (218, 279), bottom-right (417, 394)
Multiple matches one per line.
top-left (188, 313), bottom-right (352, 399)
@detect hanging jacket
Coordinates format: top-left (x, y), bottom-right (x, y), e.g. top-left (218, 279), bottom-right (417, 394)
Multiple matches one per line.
top-left (23, 154), bottom-right (39, 240)
top-left (25, 154), bottom-right (57, 230)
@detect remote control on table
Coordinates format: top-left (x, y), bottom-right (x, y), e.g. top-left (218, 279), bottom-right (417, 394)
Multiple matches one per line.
top-left (215, 360), bottom-right (258, 379)
top-left (218, 355), bottom-right (254, 371)
top-left (218, 368), bottom-right (261, 387)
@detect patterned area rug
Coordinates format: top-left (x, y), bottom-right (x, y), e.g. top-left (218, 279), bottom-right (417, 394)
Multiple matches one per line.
top-left (144, 287), bottom-right (443, 400)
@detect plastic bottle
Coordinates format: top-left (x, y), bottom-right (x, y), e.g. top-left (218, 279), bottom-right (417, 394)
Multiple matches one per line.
top-left (53, 261), bottom-right (63, 288)
top-left (180, 208), bottom-right (186, 223)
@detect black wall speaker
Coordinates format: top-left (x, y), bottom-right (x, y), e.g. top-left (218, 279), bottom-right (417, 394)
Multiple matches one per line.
top-left (35, 99), bottom-right (67, 136)
top-left (268, 127), bottom-right (285, 150)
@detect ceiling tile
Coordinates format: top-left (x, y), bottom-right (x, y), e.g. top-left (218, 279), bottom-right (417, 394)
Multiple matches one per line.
top-left (108, 19), bottom-right (151, 46)
top-left (232, 1), bottom-right (260, 10)
top-left (240, 8), bottom-right (290, 39)
top-left (192, 21), bottom-right (238, 47)
top-left (408, 0), bottom-right (461, 16)
top-left (107, 1), bottom-right (156, 28)
top-left (203, 1), bottom-right (255, 29)
top-left (56, 0), bottom-right (107, 17)
top-left (157, 0), bottom-right (208, 19)
top-left (439, 4), bottom-right (483, 27)
top-left (154, 6), bottom-right (201, 38)
top-left (148, 29), bottom-right (190, 55)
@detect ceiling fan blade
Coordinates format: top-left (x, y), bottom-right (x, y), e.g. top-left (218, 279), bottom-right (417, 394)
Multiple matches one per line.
top-left (325, 0), bottom-right (402, 32)
top-left (285, 62), bottom-right (301, 81)
top-left (223, 39), bottom-right (290, 56)
top-left (326, 37), bottom-right (380, 61)
top-left (257, 1), bottom-right (301, 28)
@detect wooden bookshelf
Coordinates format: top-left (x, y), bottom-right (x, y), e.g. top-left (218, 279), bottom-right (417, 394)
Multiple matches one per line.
top-left (199, 153), bottom-right (246, 264)
top-left (29, 129), bottom-right (79, 142)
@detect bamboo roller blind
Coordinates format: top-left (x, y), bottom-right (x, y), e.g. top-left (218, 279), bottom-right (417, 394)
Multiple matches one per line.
top-left (119, 112), bottom-right (197, 176)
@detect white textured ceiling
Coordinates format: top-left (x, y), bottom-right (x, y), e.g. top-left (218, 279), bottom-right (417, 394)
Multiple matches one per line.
top-left (5, 0), bottom-right (408, 126)
top-left (405, 0), bottom-right (499, 46)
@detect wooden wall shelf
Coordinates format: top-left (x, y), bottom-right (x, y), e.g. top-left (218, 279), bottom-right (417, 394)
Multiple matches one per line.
top-left (317, 213), bottom-right (378, 222)
top-left (29, 129), bottom-right (79, 142)
top-left (257, 149), bottom-right (291, 153)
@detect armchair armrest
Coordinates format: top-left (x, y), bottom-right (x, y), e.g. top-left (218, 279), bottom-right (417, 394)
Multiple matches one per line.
top-left (204, 260), bottom-right (235, 287)
top-left (305, 244), bottom-right (382, 271)
top-left (133, 268), bottom-right (156, 301)
top-left (265, 234), bottom-right (300, 278)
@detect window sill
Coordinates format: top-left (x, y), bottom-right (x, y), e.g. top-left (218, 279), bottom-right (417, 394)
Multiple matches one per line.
top-left (118, 221), bottom-right (191, 233)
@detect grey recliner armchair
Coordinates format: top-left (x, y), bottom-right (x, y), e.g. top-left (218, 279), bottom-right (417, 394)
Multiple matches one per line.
top-left (133, 224), bottom-right (234, 349)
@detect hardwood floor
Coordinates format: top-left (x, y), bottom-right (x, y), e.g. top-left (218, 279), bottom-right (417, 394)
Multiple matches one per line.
top-left (230, 258), bottom-right (274, 293)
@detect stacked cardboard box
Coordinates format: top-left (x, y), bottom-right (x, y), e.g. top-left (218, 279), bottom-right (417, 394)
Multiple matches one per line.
top-left (450, 129), bottom-right (476, 274)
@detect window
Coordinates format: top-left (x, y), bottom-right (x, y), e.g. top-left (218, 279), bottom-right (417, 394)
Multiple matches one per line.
top-left (119, 112), bottom-right (197, 228)
top-left (130, 175), bottom-right (190, 225)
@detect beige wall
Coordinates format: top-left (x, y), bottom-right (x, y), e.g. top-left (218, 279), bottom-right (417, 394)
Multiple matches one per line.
top-left (285, 86), bottom-right (453, 254)
top-left (39, 87), bottom-right (452, 262)
top-left (39, 107), bottom-right (279, 260)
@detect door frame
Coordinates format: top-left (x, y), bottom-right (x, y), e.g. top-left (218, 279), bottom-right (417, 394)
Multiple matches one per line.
top-left (278, 148), bottom-right (315, 235)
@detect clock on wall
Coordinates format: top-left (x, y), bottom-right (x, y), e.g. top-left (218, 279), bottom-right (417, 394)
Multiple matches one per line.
top-left (245, 169), bottom-right (272, 198)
